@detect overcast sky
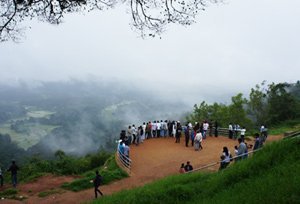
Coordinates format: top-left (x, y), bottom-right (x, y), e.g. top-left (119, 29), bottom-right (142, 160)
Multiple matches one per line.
top-left (0, 0), bottom-right (299, 104)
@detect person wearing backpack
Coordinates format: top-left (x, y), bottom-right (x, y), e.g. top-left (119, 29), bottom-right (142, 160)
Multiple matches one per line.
top-left (93, 170), bottom-right (103, 198)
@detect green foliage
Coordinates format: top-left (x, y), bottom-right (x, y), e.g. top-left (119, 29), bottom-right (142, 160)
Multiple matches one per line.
top-left (188, 93), bottom-right (253, 129)
top-left (0, 188), bottom-right (18, 197)
top-left (38, 189), bottom-right (64, 198)
top-left (188, 81), bottom-right (300, 132)
top-left (92, 137), bottom-right (300, 204)
top-left (61, 155), bottom-right (128, 192)
top-left (16, 150), bottom-right (112, 183)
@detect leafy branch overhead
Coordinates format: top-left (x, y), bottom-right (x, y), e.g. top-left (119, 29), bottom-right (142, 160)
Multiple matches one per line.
top-left (0, 0), bottom-right (219, 42)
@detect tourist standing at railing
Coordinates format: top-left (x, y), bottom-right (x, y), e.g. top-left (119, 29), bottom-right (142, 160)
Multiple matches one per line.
top-left (126, 125), bottom-right (133, 145)
top-left (124, 144), bottom-right (130, 159)
top-left (229, 123), bottom-right (233, 139)
top-left (214, 121), bottom-right (219, 137)
top-left (146, 121), bottom-right (152, 139)
top-left (175, 122), bottom-right (182, 143)
top-left (152, 121), bottom-right (157, 138)
top-left (141, 122), bottom-right (146, 142)
top-left (253, 133), bottom-right (261, 150)
top-left (132, 124), bottom-right (137, 144)
top-left (203, 121), bottom-right (209, 139)
top-left (240, 126), bottom-right (246, 142)
top-left (237, 138), bottom-right (247, 160)
top-left (168, 120), bottom-right (172, 137)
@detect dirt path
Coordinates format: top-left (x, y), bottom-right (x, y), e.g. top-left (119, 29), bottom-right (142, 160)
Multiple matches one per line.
top-left (1, 135), bottom-right (282, 204)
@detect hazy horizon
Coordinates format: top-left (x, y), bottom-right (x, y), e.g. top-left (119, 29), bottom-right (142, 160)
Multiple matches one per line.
top-left (1, 0), bottom-right (299, 106)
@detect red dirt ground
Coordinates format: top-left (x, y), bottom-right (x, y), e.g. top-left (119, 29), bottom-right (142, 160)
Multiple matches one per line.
top-left (0, 135), bottom-right (282, 204)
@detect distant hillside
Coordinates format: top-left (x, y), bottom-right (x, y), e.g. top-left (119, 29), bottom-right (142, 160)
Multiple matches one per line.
top-left (94, 136), bottom-right (300, 204)
top-left (0, 80), bottom-right (189, 166)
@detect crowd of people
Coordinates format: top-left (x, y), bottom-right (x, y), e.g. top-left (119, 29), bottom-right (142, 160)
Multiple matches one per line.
top-left (117, 120), bottom-right (221, 158)
top-left (116, 119), bottom-right (269, 174)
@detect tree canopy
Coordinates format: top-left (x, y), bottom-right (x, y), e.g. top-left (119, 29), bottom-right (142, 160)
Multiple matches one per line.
top-left (0, 0), bottom-right (219, 42)
top-left (187, 81), bottom-right (300, 129)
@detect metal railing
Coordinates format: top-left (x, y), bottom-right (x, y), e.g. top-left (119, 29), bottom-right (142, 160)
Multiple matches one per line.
top-left (116, 146), bottom-right (132, 175)
top-left (186, 132), bottom-right (300, 174)
top-left (185, 149), bottom-right (261, 174)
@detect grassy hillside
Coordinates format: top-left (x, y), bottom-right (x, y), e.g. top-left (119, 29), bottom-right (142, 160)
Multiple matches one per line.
top-left (93, 136), bottom-right (300, 204)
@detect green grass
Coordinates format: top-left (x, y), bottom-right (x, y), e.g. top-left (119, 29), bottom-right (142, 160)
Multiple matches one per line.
top-left (61, 155), bottom-right (128, 192)
top-left (268, 119), bottom-right (300, 135)
top-left (92, 136), bottom-right (300, 204)
top-left (0, 188), bottom-right (26, 200)
top-left (38, 189), bottom-right (65, 198)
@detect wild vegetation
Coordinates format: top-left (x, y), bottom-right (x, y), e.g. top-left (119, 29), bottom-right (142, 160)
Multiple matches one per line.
top-left (187, 81), bottom-right (300, 134)
top-left (92, 136), bottom-right (300, 204)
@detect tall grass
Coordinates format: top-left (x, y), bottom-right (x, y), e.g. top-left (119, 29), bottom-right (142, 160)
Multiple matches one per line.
top-left (93, 137), bottom-right (300, 204)
top-left (61, 155), bottom-right (128, 192)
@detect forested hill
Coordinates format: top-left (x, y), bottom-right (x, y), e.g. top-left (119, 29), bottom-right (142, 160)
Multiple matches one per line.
top-left (0, 80), bottom-right (189, 167)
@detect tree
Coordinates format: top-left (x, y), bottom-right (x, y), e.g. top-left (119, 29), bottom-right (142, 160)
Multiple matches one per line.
top-left (267, 83), bottom-right (300, 124)
top-left (0, 0), bottom-right (219, 42)
top-left (228, 93), bottom-right (253, 128)
top-left (248, 81), bottom-right (268, 125)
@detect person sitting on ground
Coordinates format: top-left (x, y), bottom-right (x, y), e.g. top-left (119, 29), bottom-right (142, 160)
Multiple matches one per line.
top-left (219, 146), bottom-right (232, 170)
top-left (93, 170), bottom-right (103, 198)
top-left (179, 163), bottom-right (185, 173)
top-left (184, 161), bottom-right (193, 172)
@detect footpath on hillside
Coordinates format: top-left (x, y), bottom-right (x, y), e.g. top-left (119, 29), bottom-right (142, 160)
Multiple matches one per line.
top-left (1, 135), bottom-right (282, 204)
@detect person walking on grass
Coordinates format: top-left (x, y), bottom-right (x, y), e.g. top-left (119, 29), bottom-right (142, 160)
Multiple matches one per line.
top-left (7, 160), bottom-right (19, 188)
top-left (93, 170), bottom-right (103, 198)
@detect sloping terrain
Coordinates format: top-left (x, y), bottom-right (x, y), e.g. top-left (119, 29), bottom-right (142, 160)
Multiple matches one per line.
top-left (0, 135), bottom-right (282, 204)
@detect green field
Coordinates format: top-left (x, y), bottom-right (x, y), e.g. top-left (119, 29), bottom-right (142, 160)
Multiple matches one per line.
top-left (0, 108), bottom-right (58, 149)
top-left (0, 123), bottom-right (59, 150)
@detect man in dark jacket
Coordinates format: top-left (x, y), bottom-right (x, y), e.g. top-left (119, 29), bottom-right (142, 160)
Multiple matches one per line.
top-left (184, 161), bottom-right (193, 172)
top-left (93, 170), bottom-right (103, 198)
top-left (7, 160), bottom-right (19, 188)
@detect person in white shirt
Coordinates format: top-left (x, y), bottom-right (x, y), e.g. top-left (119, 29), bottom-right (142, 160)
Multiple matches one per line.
top-left (194, 130), bottom-right (203, 151)
top-left (141, 122), bottom-right (146, 142)
top-left (240, 126), bottom-right (246, 142)
top-left (202, 121), bottom-right (209, 139)
top-left (152, 121), bottom-right (157, 137)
